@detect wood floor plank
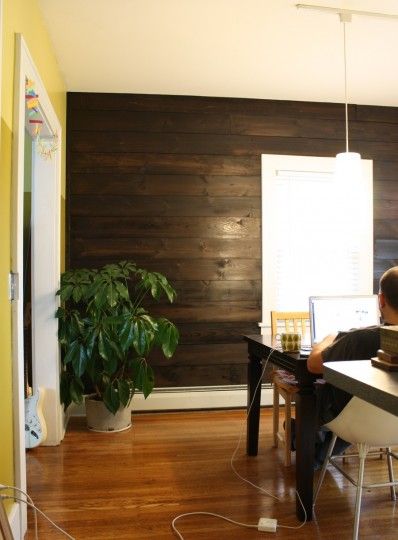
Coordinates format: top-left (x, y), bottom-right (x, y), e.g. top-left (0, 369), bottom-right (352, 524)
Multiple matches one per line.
top-left (25, 408), bottom-right (397, 539)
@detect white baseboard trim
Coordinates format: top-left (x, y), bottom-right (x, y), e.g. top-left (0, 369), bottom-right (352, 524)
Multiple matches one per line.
top-left (9, 501), bottom-right (22, 539)
top-left (69, 385), bottom-right (273, 416)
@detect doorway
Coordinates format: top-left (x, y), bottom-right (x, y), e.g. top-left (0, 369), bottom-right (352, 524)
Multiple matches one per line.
top-left (11, 34), bottom-right (63, 537)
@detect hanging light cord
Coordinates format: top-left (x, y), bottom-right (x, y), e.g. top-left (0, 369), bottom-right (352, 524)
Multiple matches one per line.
top-left (343, 20), bottom-right (349, 153)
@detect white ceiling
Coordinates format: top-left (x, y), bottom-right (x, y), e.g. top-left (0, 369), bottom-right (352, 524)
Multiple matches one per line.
top-left (38, 0), bottom-right (398, 106)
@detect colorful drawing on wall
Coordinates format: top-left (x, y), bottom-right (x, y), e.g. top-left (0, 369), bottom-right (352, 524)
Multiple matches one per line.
top-left (25, 78), bottom-right (58, 159)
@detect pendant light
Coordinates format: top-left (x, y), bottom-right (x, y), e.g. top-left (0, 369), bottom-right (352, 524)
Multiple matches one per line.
top-left (335, 12), bottom-right (361, 181)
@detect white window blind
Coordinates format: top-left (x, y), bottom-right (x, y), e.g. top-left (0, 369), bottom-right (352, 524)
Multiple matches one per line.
top-left (261, 154), bottom-right (373, 328)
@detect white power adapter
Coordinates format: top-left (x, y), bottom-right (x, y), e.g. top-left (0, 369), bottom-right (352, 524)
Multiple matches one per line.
top-left (258, 517), bottom-right (277, 532)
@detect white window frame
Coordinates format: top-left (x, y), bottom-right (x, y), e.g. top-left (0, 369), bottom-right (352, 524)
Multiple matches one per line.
top-left (260, 154), bottom-right (373, 333)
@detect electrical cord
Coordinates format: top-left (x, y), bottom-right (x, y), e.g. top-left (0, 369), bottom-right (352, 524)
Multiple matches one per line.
top-left (171, 347), bottom-right (308, 538)
top-left (230, 348), bottom-right (280, 501)
top-left (0, 484), bottom-right (38, 540)
top-left (0, 487), bottom-right (75, 539)
top-left (171, 512), bottom-right (258, 539)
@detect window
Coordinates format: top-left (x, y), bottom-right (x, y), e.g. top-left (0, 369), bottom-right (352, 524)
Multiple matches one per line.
top-left (261, 154), bottom-right (373, 328)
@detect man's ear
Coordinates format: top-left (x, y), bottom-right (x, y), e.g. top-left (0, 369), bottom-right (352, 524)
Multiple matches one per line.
top-left (379, 291), bottom-right (386, 309)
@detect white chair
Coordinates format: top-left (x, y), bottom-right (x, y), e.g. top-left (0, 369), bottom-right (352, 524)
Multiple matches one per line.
top-left (313, 396), bottom-right (398, 540)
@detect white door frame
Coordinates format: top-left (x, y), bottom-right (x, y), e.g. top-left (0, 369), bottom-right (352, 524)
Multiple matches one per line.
top-left (11, 34), bottom-right (63, 537)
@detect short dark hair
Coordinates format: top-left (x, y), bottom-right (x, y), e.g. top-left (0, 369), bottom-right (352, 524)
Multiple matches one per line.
top-left (380, 267), bottom-right (398, 311)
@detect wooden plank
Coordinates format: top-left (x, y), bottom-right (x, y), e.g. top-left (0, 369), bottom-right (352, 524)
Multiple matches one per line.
top-left (148, 342), bottom-right (248, 366)
top-left (176, 321), bottom-right (260, 343)
top-left (373, 180), bottom-right (398, 200)
top-left (356, 105), bottom-right (398, 123)
top-left (70, 173), bottom-right (261, 197)
top-left (70, 237), bottom-right (261, 259)
top-left (71, 130), bottom-right (395, 158)
top-left (67, 257), bottom-right (261, 281)
top-left (70, 136), bottom-right (398, 162)
top-left (69, 195), bottom-right (261, 217)
top-left (70, 216), bottom-right (261, 239)
top-left (374, 200), bottom-right (398, 220)
top-left (69, 109), bottom-right (231, 134)
top-left (68, 92), bottom-right (347, 118)
top-left (231, 114), bottom-right (398, 142)
top-left (374, 220), bottom-right (398, 239)
top-left (153, 364), bottom-right (248, 386)
top-left (148, 301), bottom-right (261, 323)
top-left (375, 239), bottom-right (398, 259)
top-left (373, 160), bottom-right (398, 180)
top-left (170, 280), bottom-right (261, 302)
top-left (69, 152), bottom-right (261, 175)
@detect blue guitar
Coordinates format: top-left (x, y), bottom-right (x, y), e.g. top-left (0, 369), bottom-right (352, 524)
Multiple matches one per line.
top-left (25, 387), bottom-right (47, 449)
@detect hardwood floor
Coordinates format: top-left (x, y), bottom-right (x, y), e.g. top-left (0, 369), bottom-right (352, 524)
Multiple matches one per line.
top-left (25, 408), bottom-right (397, 539)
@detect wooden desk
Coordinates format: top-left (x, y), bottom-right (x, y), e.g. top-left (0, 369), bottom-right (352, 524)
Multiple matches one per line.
top-left (244, 334), bottom-right (317, 521)
top-left (323, 360), bottom-right (398, 417)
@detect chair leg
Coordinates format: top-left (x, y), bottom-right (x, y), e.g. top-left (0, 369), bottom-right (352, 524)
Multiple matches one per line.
top-left (353, 444), bottom-right (368, 540)
top-left (284, 394), bottom-right (292, 467)
top-left (273, 383), bottom-right (279, 448)
top-left (386, 447), bottom-right (396, 501)
top-left (313, 433), bottom-right (337, 505)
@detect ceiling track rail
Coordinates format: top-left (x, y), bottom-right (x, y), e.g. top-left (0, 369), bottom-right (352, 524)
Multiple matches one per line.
top-left (296, 3), bottom-right (398, 21)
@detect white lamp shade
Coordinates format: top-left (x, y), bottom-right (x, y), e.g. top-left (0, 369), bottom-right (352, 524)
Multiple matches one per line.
top-left (335, 151), bottom-right (362, 184)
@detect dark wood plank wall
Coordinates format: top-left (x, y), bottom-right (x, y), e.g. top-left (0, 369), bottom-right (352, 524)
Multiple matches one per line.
top-left (66, 93), bottom-right (398, 388)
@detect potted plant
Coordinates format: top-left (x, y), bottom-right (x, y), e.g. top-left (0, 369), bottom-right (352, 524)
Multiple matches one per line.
top-left (56, 260), bottom-right (179, 431)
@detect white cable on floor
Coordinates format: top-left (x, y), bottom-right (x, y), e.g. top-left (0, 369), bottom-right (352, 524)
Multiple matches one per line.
top-left (229, 348), bottom-right (280, 501)
top-left (171, 348), bottom-right (308, 538)
top-left (0, 492), bottom-right (75, 539)
top-left (171, 511), bottom-right (257, 539)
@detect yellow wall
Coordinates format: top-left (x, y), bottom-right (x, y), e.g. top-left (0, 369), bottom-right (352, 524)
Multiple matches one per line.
top-left (0, 0), bottom-right (66, 490)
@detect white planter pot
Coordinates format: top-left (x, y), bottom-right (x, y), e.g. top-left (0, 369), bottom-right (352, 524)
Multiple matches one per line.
top-left (85, 396), bottom-right (132, 432)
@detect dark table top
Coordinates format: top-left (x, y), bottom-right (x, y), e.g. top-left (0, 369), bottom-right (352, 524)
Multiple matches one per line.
top-left (244, 334), bottom-right (313, 380)
top-left (323, 360), bottom-right (398, 417)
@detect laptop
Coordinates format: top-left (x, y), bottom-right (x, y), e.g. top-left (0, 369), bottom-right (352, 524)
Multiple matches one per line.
top-left (309, 294), bottom-right (380, 346)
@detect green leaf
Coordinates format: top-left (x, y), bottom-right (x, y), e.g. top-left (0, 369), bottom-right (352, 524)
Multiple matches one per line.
top-left (134, 361), bottom-right (155, 399)
top-left (98, 331), bottom-right (120, 374)
top-left (60, 371), bottom-right (72, 410)
top-left (106, 282), bottom-right (118, 307)
top-left (60, 371), bottom-right (84, 410)
top-left (85, 327), bottom-right (99, 358)
top-left (119, 318), bottom-right (135, 352)
top-left (94, 283), bottom-right (108, 308)
top-left (115, 281), bottom-right (129, 301)
top-left (103, 384), bottom-right (120, 414)
top-left (104, 355), bottom-right (118, 376)
top-left (98, 330), bottom-right (110, 360)
top-left (132, 316), bottom-right (156, 356)
top-left (59, 284), bottom-right (74, 302)
top-left (117, 379), bottom-right (133, 407)
top-left (157, 318), bottom-right (179, 358)
top-left (69, 377), bottom-right (84, 404)
top-left (63, 339), bottom-right (80, 365)
top-left (72, 286), bottom-right (83, 303)
top-left (71, 343), bottom-right (88, 378)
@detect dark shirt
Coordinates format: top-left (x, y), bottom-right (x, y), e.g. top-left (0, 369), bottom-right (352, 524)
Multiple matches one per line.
top-left (316, 325), bottom-right (381, 426)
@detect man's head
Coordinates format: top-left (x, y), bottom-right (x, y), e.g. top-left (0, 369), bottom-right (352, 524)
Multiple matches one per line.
top-left (379, 266), bottom-right (398, 321)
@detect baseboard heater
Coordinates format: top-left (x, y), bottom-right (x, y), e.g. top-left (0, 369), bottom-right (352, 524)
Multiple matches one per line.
top-left (69, 384), bottom-right (273, 415)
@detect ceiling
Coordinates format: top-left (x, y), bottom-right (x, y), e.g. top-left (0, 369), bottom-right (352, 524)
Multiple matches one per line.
top-left (38, 0), bottom-right (398, 106)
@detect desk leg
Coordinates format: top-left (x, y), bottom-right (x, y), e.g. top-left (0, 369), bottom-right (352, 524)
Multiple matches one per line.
top-left (247, 352), bottom-right (262, 456)
top-left (295, 385), bottom-right (316, 521)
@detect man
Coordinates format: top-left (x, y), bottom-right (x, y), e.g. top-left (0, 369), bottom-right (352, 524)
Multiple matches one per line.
top-left (306, 266), bottom-right (398, 466)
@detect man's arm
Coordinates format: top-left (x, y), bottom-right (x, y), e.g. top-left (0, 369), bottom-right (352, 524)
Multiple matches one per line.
top-left (307, 333), bottom-right (337, 374)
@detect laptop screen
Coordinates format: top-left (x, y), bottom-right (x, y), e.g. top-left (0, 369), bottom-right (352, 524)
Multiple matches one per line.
top-left (309, 295), bottom-right (380, 345)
